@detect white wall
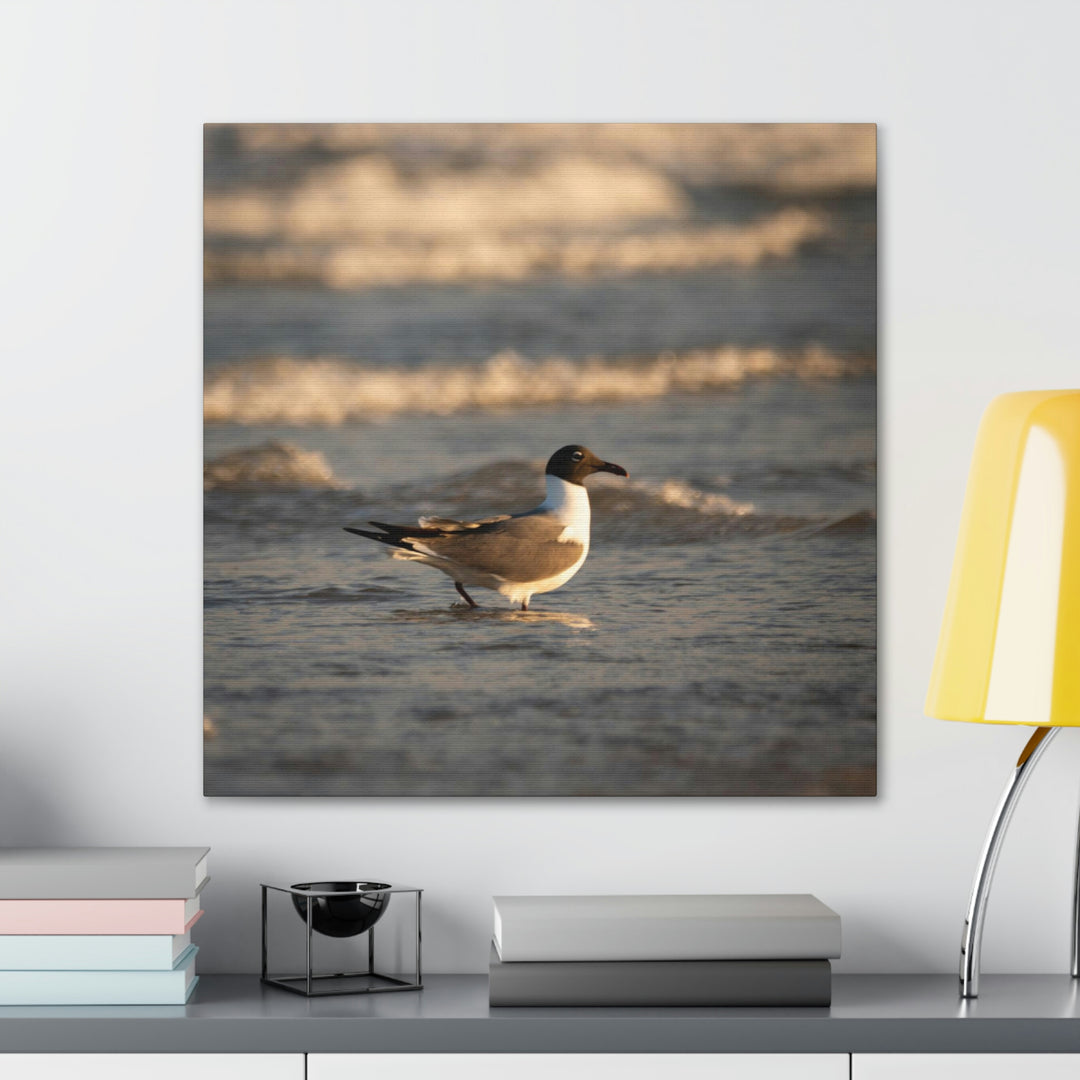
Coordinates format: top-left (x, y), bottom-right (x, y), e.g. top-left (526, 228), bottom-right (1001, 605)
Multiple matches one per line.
top-left (1, 0), bottom-right (1078, 976)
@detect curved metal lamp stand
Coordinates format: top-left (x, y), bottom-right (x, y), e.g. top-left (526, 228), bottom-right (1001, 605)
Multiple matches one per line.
top-left (960, 726), bottom-right (1061, 997)
top-left (1073, 788), bottom-right (1080, 979)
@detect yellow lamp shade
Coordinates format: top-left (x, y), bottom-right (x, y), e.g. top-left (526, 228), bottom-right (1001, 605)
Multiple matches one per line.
top-left (926, 389), bottom-right (1080, 726)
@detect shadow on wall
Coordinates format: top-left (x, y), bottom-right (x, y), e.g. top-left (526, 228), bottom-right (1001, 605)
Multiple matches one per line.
top-left (0, 753), bottom-right (75, 845)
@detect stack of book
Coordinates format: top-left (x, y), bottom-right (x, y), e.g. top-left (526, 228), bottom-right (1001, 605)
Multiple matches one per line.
top-left (489, 894), bottom-right (840, 1006)
top-left (0, 847), bottom-right (208, 1005)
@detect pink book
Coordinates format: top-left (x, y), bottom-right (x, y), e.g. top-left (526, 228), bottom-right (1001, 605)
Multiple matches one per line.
top-left (0, 898), bottom-right (203, 935)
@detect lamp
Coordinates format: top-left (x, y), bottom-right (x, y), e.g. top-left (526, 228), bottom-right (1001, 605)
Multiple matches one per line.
top-left (926, 389), bottom-right (1080, 997)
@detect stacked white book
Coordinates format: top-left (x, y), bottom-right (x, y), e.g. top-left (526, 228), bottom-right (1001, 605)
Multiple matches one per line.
top-left (0, 847), bottom-right (208, 1005)
top-left (490, 894), bottom-right (840, 1006)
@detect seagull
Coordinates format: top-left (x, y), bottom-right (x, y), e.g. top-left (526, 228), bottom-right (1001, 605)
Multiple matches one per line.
top-left (345, 445), bottom-right (628, 611)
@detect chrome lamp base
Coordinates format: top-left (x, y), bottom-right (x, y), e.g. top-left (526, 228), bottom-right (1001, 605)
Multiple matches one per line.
top-left (959, 726), bottom-right (1076, 997)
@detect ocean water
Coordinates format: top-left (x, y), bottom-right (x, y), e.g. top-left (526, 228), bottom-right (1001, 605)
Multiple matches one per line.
top-left (203, 125), bottom-right (876, 797)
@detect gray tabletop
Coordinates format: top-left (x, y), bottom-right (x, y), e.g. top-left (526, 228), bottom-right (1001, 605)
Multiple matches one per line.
top-left (2, 974), bottom-right (1080, 1053)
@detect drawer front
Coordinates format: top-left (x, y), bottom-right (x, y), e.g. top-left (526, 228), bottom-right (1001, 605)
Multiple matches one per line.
top-left (310, 1054), bottom-right (848, 1080)
top-left (855, 1054), bottom-right (1080, 1079)
top-left (1, 1055), bottom-right (304, 1080)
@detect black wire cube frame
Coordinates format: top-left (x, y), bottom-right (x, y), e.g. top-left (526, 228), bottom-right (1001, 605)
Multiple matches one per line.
top-left (261, 882), bottom-right (423, 997)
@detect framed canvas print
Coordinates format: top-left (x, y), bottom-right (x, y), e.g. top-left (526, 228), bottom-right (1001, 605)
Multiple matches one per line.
top-left (203, 123), bottom-right (876, 796)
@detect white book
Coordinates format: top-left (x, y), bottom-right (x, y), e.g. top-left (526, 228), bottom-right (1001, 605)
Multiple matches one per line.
top-left (0, 847), bottom-right (209, 899)
top-left (0, 930), bottom-right (192, 970)
top-left (492, 894), bottom-right (841, 962)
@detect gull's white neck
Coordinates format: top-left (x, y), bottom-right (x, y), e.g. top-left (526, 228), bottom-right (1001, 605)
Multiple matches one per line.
top-left (540, 474), bottom-right (591, 535)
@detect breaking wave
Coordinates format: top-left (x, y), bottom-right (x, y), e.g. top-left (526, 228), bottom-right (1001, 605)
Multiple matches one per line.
top-left (203, 440), bottom-right (342, 490)
top-left (371, 462), bottom-right (870, 542)
top-left (204, 209), bottom-right (827, 288)
top-left (361, 462), bottom-right (873, 544)
top-left (204, 346), bottom-right (873, 426)
top-left (204, 154), bottom-right (687, 243)
top-left (620, 477), bottom-right (754, 516)
top-left (800, 509), bottom-right (877, 536)
top-left (209, 123), bottom-right (877, 195)
top-left (206, 453), bottom-right (874, 544)
top-left (379, 461), bottom-right (755, 518)
top-left (204, 125), bottom-right (871, 288)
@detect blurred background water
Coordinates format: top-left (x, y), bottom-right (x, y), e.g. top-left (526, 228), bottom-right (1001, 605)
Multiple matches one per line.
top-left (203, 124), bottom-right (876, 796)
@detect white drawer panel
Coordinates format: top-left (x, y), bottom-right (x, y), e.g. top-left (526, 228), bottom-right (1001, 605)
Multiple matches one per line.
top-left (310, 1053), bottom-right (848, 1080)
top-left (854, 1054), bottom-right (1080, 1079)
top-left (1, 1054), bottom-right (303, 1080)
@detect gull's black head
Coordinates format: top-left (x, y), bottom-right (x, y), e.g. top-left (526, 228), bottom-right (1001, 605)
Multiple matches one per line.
top-left (545, 445), bottom-right (629, 487)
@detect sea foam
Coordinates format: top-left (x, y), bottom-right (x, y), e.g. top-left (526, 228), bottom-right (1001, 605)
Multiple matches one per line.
top-left (204, 346), bottom-right (872, 426)
top-left (204, 154), bottom-right (686, 243)
top-left (212, 123), bottom-right (877, 195)
top-left (204, 209), bottom-right (827, 288)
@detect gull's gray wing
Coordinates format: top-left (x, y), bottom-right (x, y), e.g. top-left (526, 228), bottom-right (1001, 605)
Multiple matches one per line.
top-left (417, 512), bottom-right (584, 583)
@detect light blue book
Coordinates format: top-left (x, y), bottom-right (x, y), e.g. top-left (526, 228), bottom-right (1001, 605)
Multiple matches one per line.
top-left (0, 944), bottom-right (198, 1005)
top-left (0, 930), bottom-right (192, 971)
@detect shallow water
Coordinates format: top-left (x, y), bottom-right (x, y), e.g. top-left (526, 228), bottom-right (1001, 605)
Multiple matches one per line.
top-left (204, 380), bottom-right (875, 796)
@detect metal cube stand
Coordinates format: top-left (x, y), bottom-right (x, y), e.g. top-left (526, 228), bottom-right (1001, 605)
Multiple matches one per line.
top-left (261, 883), bottom-right (422, 997)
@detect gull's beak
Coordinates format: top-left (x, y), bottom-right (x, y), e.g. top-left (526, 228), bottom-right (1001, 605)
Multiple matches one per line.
top-left (597, 460), bottom-right (629, 478)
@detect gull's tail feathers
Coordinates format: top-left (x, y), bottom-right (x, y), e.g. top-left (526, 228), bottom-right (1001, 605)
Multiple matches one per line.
top-left (344, 522), bottom-right (463, 568)
top-left (344, 522), bottom-right (426, 551)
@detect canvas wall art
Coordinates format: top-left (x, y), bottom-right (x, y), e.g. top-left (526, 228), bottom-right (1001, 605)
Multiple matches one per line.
top-left (203, 123), bottom-right (877, 796)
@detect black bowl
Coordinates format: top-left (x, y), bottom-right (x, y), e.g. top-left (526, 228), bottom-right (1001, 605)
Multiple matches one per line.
top-left (290, 881), bottom-right (392, 938)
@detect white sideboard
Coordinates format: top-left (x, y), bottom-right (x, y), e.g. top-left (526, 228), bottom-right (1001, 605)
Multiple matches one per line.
top-left (854, 1055), bottom-right (1080, 1079)
top-left (8, 1052), bottom-right (1080, 1080)
top-left (308, 1054), bottom-right (847, 1080)
top-left (1, 1056), bottom-right (302, 1079)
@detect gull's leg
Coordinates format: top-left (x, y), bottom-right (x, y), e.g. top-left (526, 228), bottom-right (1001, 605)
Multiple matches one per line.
top-left (455, 582), bottom-right (478, 608)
